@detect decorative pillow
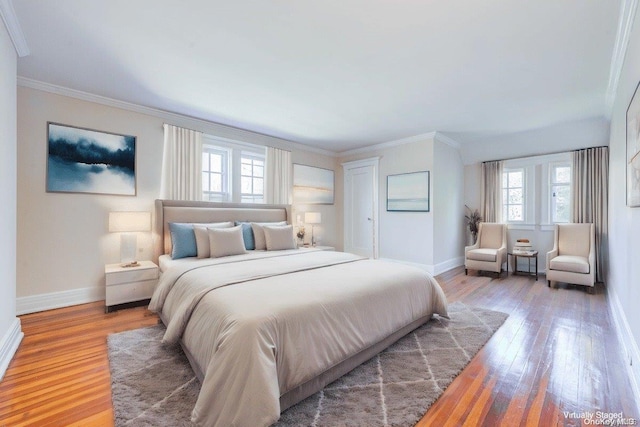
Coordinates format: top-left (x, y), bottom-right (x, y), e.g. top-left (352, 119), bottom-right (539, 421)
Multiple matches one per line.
top-left (251, 221), bottom-right (288, 250)
top-left (235, 222), bottom-right (256, 250)
top-left (169, 222), bottom-right (197, 259)
top-left (208, 226), bottom-right (247, 258)
top-left (263, 225), bottom-right (296, 251)
top-left (194, 222), bottom-right (234, 258)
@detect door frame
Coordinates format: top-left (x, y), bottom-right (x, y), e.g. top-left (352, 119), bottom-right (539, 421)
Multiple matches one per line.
top-left (341, 157), bottom-right (380, 259)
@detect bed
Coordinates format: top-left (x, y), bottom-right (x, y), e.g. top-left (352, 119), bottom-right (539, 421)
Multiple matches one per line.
top-left (149, 199), bottom-right (448, 427)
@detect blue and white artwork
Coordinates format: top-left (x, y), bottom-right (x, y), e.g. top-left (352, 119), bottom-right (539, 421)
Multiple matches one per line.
top-left (47, 123), bottom-right (136, 196)
top-left (387, 171), bottom-right (430, 212)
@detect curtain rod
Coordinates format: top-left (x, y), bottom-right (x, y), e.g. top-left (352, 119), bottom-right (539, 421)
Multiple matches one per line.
top-left (481, 145), bottom-right (608, 164)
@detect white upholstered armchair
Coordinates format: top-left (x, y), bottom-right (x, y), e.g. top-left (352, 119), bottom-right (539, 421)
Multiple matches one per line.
top-left (465, 222), bottom-right (507, 276)
top-left (546, 223), bottom-right (595, 292)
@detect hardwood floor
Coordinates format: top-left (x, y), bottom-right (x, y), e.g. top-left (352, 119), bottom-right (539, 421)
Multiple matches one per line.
top-left (0, 303), bottom-right (159, 426)
top-left (418, 268), bottom-right (639, 426)
top-left (0, 269), bottom-right (638, 426)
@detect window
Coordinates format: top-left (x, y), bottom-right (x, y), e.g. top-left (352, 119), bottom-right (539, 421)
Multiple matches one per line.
top-left (240, 154), bottom-right (264, 203)
top-left (550, 163), bottom-right (571, 223)
top-left (503, 169), bottom-right (525, 222)
top-left (202, 146), bottom-right (229, 202)
top-left (202, 136), bottom-right (265, 203)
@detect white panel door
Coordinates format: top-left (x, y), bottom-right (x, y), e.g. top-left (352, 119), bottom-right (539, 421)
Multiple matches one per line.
top-left (343, 159), bottom-right (378, 258)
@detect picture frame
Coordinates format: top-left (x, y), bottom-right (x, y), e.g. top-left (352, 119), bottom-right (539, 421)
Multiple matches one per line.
top-left (46, 122), bottom-right (136, 196)
top-left (387, 171), bottom-right (430, 212)
top-left (627, 81), bottom-right (640, 207)
top-left (293, 164), bottom-right (335, 205)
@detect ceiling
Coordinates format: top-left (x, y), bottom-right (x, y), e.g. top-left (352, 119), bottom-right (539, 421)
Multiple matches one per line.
top-left (13, 0), bottom-right (622, 153)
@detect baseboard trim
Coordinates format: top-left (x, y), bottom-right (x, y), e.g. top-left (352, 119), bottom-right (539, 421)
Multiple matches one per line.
top-left (378, 256), bottom-right (463, 276)
top-left (607, 285), bottom-right (640, 414)
top-left (17, 287), bottom-right (104, 315)
top-left (433, 257), bottom-right (464, 276)
top-left (0, 318), bottom-right (23, 380)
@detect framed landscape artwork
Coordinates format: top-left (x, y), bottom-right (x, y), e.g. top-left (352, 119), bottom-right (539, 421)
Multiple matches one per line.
top-left (627, 81), bottom-right (640, 207)
top-left (46, 122), bottom-right (136, 196)
top-left (387, 171), bottom-right (430, 212)
top-left (293, 164), bottom-right (334, 204)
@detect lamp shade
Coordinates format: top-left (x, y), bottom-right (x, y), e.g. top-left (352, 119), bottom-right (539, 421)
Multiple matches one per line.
top-left (304, 212), bottom-right (321, 224)
top-left (109, 211), bottom-right (151, 232)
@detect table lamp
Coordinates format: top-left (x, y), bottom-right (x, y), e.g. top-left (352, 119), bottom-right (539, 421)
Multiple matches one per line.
top-left (109, 211), bottom-right (151, 267)
top-left (304, 212), bottom-right (322, 246)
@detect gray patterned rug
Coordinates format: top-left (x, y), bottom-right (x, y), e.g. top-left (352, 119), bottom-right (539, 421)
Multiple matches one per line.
top-left (108, 302), bottom-right (507, 426)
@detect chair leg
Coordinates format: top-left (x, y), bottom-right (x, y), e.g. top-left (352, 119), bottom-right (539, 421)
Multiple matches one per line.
top-left (547, 280), bottom-right (550, 288)
top-left (465, 268), bottom-right (468, 275)
top-left (587, 286), bottom-right (595, 294)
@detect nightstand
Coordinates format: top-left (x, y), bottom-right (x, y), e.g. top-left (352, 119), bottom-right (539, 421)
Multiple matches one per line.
top-left (105, 260), bottom-right (159, 312)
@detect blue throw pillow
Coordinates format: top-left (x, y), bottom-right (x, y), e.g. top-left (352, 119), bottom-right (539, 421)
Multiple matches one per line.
top-left (235, 222), bottom-right (255, 250)
top-left (169, 222), bottom-right (197, 259)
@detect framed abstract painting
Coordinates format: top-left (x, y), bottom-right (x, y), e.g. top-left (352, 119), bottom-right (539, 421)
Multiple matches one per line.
top-left (627, 81), bottom-right (640, 207)
top-left (46, 122), bottom-right (136, 196)
top-left (293, 164), bottom-right (334, 204)
top-left (387, 171), bottom-right (430, 212)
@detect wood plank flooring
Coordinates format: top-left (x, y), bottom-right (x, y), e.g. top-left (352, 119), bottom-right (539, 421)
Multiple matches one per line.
top-left (1, 269), bottom-right (638, 426)
top-left (417, 268), bottom-right (639, 426)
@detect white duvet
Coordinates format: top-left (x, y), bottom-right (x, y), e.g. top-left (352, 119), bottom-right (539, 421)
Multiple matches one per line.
top-left (149, 249), bottom-right (448, 427)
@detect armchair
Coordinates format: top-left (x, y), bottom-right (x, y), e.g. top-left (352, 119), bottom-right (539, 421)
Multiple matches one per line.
top-left (546, 223), bottom-right (595, 292)
top-left (465, 222), bottom-right (507, 277)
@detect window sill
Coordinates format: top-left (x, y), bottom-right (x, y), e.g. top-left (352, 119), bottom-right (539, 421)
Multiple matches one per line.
top-left (506, 223), bottom-right (536, 231)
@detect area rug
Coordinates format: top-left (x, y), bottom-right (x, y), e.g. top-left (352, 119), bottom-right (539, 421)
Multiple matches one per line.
top-left (108, 302), bottom-right (507, 426)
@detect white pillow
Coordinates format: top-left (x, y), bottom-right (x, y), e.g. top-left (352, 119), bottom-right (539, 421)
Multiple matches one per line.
top-left (263, 225), bottom-right (296, 251)
top-left (208, 226), bottom-right (247, 258)
top-left (251, 221), bottom-right (288, 250)
top-left (194, 222), bottom-right (234, 258)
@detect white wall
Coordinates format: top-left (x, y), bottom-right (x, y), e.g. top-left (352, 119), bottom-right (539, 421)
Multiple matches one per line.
top-left (0, 20), bottom-right (23, 380)
top-left (16, 86), bottom-right (339, 313)
top-left (339, 134), bottom-right (464, 274)
top-left (453, 116), bottom-right (610, 165)
top-left (291, 150), bottom-right (342, 250)
top-left (607, 2), bottom-right (640, 399)
top-left (433, 139), bottom-right (465, 270)
top-left (340, 138), bottom-right (435, 266)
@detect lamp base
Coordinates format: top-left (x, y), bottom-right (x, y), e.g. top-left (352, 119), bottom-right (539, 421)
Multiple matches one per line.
top-left (120, 233), bottom-right (138, 265)
top-left (120, 260), bottom-right (140, 268)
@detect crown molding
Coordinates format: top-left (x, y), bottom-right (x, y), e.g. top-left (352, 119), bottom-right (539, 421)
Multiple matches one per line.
top-left (338, 131), bottom-right (461, 157)
top-left (433, 132), bottom-right (461, 149)
top-left (17, 76), bottom-right (338, 158)
top-left (17, 77), bottom-right (462, 158)
top-left (338, 131), bottom-right (438, 157)
top-left (0, 0), bottom-right (29, 57)
top-left (605, 0), bottom-right (639, 114)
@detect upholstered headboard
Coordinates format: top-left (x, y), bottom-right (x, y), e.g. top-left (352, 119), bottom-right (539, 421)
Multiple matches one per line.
top-left (153, 199), bottom-right (291, 261)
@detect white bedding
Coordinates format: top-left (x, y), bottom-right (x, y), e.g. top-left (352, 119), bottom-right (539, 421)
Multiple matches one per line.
top-left (149, 249), bottom-right (448, 427)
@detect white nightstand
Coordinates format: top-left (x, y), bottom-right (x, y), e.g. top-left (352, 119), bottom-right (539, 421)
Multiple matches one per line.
top-left (105, 260), bottom-right (158, 312)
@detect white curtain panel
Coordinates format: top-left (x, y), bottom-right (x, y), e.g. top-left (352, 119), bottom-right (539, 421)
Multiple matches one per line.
top-left (572, 146), bottom-right (609, 283)
top-left (481, 160), bottom-right (503, 223)
top-left (160, 124), bottom-right (203, 200)
top-left (265, 147), bottom-right (292, 204)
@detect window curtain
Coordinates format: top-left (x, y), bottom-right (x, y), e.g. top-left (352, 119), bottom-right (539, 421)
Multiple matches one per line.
top-left (572, 147), bottom-right (608, 283)
top-left (160, 124), bottom-right (203, 200)
top-left (481, 160), bottom-right (503, 223)
top-left (264, 147), bottom-right (292, 204)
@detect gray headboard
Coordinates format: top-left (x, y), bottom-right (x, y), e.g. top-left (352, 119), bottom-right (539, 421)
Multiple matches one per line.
top-left (154, 199), bottom-right (292, 261)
